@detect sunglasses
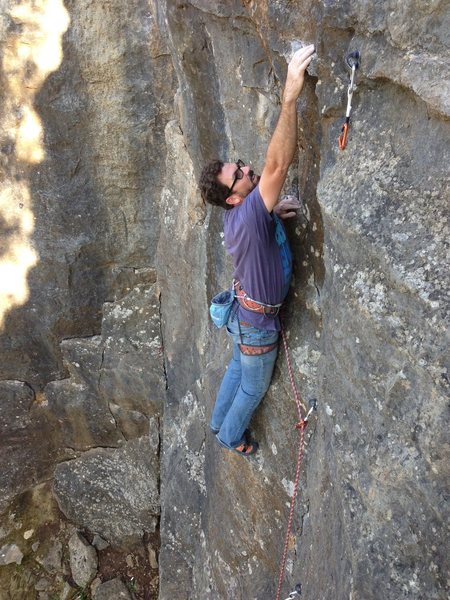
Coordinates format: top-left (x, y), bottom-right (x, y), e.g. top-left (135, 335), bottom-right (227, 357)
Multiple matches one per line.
top-left (229, 159), bottom-right (245, 193)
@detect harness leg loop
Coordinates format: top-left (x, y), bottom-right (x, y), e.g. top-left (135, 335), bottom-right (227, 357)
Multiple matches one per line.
top-left (238, 341), bottom-right (278, 356)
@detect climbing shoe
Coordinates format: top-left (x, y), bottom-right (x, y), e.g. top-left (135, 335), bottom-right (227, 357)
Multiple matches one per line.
top-left (232, 440), bottom-right (259, 456)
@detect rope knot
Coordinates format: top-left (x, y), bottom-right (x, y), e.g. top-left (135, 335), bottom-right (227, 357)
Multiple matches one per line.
top-left (295, 419), bottom-right (308, 431)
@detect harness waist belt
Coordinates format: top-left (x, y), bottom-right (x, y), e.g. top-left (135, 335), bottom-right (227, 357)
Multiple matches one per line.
top-left (233, 280), bottom-right (281, 317)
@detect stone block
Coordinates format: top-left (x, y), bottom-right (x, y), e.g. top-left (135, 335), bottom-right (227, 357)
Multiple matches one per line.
top-left (0, 543), bottom-right (23, 566)
top-left (68, 532), bottom-right (98, 588)
top-left (53, 437), bottom-right (159, 546)
top-left (93, 577), bottom-right (132, 600)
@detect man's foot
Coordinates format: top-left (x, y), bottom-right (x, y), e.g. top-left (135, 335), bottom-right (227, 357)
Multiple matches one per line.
top-left (232, 441), bottom-right (259, 456)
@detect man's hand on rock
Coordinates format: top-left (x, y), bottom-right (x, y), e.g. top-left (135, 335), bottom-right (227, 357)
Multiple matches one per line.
top-left (273, 195), bottom-right (301, 220)
top-left (283, 44), bottom-right (315, 103)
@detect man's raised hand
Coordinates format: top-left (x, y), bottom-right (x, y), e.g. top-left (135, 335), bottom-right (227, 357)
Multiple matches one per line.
top-left (283, 44), bottom-right (315, 103)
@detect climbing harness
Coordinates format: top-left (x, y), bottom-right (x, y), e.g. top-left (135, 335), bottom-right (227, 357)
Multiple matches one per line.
top-left (234, 279), bottom-right (282, 316)
top-left (338, 51), bottom-right (360, 150)
top-left (275, 322), bottom-right (317, 600)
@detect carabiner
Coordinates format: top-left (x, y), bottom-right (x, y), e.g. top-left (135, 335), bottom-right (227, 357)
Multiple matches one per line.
top-left (339, 120), bottom-right (349, 150)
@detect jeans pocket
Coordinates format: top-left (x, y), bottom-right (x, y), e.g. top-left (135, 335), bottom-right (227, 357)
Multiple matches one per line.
top-left (241, 327), bottom-right (278, 346)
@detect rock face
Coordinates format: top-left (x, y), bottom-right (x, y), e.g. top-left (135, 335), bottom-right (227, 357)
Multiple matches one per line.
top-left (0, 1), bottom-right (171, 595)
top-left (0, 0), bottom-right (174, 385)
top-left (0, 1), bottom-right (448, 599)
top-left (155, 2), bottom-right (449, 600)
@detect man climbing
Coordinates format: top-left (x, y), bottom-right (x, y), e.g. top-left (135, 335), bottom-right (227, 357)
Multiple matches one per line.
top-left (199, 44), bottom-right (315, 456)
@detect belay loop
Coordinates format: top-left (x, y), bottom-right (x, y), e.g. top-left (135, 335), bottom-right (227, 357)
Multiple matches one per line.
top-left (338, 50), bottom-right (360, 150)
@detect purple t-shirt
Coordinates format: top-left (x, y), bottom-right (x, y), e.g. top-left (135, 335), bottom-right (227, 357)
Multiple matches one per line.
top-left (224, 185), bottom-right (290, 331)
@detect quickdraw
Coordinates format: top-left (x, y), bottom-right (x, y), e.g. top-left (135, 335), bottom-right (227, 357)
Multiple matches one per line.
top-left (295, 400), bottom-right (317, 431)
top-left (338, 51), bottom-right (360, 150)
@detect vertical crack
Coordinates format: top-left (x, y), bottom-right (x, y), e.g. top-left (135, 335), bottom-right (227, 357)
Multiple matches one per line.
top-left (157, 290), bottom-right (169, 391)
top-left (97, 345), bottom-right (106, 390)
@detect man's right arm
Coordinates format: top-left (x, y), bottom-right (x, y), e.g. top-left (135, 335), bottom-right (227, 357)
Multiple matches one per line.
top-left (259, 44), bottom-right (315, 213)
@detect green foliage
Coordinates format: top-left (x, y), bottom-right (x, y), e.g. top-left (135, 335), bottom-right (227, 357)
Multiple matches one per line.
top-left (127, 576), bottom-right (137, 593)
top-left (74, 587), bottom-right (90, 600)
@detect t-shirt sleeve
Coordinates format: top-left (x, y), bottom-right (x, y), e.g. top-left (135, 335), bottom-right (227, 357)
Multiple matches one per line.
top-left (238, 186), bottom-right (273, 243)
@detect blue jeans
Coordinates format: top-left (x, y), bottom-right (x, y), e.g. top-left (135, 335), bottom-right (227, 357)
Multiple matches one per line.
top-left (210, 308), bottom-right (279, 449)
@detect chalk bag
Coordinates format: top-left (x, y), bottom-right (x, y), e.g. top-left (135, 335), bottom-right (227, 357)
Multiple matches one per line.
top-left (209, 289), bottom-right (235, 328)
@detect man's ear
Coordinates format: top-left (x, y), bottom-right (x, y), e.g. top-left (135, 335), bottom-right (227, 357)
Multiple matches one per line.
top-left (225, 193), bottom-right (244, 207)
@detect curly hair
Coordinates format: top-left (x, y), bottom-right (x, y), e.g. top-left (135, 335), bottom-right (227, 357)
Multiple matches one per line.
top-left (198, 159), bottom-right (232, 210)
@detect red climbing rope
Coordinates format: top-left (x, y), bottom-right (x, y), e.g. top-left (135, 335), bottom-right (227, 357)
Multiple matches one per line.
top-left (275, 325), bottom-right (314, 600)
top-left (280, 324), bottom-right (307, 417)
